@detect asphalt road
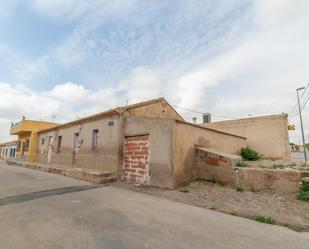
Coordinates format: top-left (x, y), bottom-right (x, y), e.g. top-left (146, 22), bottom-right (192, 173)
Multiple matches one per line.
top-left (0, 161), bottom-right (308, 249)
top-left (292, 152), bottom-right (306, 161)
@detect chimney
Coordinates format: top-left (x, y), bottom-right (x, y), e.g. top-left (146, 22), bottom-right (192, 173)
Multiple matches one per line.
top-left (203, 113), bottom-right (211, 123)
top-left (192, 117), bottom-right (197, 124)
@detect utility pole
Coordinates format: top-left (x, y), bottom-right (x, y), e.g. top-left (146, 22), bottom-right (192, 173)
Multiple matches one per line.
top-left (297, 87), bottom-right (307, 164)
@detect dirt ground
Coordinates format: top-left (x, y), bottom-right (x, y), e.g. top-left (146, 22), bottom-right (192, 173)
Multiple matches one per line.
top-left (114, 180), bottom-right (309, 232)
top-left (244, 159), bottom-right (308, 170)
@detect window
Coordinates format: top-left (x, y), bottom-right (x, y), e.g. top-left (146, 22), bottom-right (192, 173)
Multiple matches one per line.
top-left (42, 138), bottom-right (45, 146)
top-left (92, 129), bottom-right (99, 150)
top-left (23, 139), bottom-right (30, 151)
top-left (57, 136), bottom-right (62, 152)
top-left (73, 132), bottom-right (79, 153)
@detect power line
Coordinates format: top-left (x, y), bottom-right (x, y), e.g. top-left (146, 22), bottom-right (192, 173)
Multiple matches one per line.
top-left (172, 105), bottom-right (203, 114)
top-left (289, 83), bottom-right (309, 117)
top-left (301, 91), bottom-right (309, 110)
top-left (290, 90), bottom-right (309, 117)
top-left (172, 105), bottom-right (245, 120)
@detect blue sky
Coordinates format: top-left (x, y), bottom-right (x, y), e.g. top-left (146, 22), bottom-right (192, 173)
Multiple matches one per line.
top-left (0, 0), bottom-right (309, 144)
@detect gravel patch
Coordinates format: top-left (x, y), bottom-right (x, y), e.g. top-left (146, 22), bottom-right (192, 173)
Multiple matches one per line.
top-left (114, 180), bottom-right (309, 232)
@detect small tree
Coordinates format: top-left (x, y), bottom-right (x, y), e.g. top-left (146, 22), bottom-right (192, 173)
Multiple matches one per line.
top-left (241, 147), bottom-right (261, 161)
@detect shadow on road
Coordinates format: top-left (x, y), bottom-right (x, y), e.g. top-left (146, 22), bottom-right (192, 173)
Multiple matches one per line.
top-left (0, 185), bottom-right (100, 206)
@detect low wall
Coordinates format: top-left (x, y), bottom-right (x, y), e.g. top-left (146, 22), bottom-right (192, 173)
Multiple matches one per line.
top-left (173, 121), bottom-right (247, 188)
top-left (196, 148), bottom-right (301, 194)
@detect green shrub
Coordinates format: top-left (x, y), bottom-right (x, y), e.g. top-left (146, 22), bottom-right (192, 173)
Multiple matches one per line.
top-left (302, 172), bottom-right (309, 177)
top-left (302, 181), bottom-right (309, 192)
top-left (236, 161), bottom-right (248, 167)
top-left (218, 181), bottom-right (226, 187)
top-left (297, 191), bottom-right (309, 202)
top-left (255, 215), bottom-right (275, 224)
top-left (236, 187), bottom-right (244, 192)
top-left (240, 147), bottom-right (261, 161)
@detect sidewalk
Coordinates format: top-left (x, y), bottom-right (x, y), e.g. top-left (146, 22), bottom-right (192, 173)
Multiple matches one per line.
top-left (6, 160), bottom-right (117, 184)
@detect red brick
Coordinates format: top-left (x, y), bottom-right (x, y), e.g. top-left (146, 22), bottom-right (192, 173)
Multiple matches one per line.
top-left (134, 151), bottom-right (148, 155)
top-left (131, 156), bottom-right (144, 160)
top-left (126, 146), bottom-right (140, 151)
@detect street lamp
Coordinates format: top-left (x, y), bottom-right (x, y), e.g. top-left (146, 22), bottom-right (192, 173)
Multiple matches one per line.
top-left (296, 87), bottom-right (307, 164)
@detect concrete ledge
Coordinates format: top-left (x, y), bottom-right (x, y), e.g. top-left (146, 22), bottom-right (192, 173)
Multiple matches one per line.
top-left (6, 160), bottom-right (118, 184)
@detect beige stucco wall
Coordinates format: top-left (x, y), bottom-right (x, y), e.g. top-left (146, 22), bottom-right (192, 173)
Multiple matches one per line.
top-left (173, 121), bottom-right (247, 187)
top-left (202, 114), bottom-right (291, 160)
top-left (126, 100), bottom-right (183, 121)
top-left (125, 116), bottom-right (174, 189)
top-left (38, 116), bottom-right (120, 172)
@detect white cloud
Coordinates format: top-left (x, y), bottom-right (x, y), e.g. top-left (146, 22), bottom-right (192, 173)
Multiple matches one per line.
top-left (118, 66), bottom-right (162, 103)
top-left (47, 82), bottom-right (90, 101)
top-left (29, 0), bottom-right (139, 21)
top-left (1, 0), bottom-right (309, 144)
top-left (0, 67), bottom-right (163, 141)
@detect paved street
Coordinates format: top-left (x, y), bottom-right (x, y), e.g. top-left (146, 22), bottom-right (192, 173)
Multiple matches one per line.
top-left (292, 152), bottom-right (306, 161)
top-left (0, 161), bottom-right (308, 249)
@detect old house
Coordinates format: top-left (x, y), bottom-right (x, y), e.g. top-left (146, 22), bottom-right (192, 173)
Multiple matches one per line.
top-left (37, 98), bottom-right (246, 188)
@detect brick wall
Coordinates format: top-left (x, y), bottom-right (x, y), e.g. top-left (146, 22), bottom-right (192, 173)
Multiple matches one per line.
top-left (123, 135), bottom-right (150, 184)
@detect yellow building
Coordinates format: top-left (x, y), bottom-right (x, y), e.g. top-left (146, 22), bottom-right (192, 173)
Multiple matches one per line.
top-left (10, 118), bottom-right (58, 162)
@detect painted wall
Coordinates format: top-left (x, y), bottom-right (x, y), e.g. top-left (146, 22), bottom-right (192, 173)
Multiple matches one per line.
top-left (173, 121), bottom-right (247, 187)
top-left (10, 120), bottom-right (58, 162)
top-left (38, 116), bottom-right (120, 173)
top-left (202, 114), bottom-right (291, 160)
top-left (125, 116), bottom-right (174, 189)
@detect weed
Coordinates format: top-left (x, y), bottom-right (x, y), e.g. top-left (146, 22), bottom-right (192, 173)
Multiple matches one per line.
top-left (236, 161), bottom-right (248, 167)
top-left (218, 181), bottom-right (226, 187)
top-left (179, 187), bottom-right (189, 193)
top-left (301, 172), bottom-right (309, 177)
top-left (250, 188), bottom-right (256, 193)
top-left (271, 164), bottom-right (285, 169)
top-left (302, 181), bottom-right (309, 191)
top-left (297, 191), bottom-right (309, 201)
top-left (240, 147), bottom-right (261, 161)
top-left (255, 215), bottom-right (275, 224)
top-left (236, 187), bottom-right (244, 192)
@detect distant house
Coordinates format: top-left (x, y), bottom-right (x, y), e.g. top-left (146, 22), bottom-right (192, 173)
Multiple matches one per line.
top-left (0, 141), bottom-right (17, 160)
top-left (10, 118), bottom-right (58, 162)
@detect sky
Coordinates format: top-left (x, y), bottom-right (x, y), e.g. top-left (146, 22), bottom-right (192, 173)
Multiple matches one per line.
top-left (0, 0), bottom-right (309, 144)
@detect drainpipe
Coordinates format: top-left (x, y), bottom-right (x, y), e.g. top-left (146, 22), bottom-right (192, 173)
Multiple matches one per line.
top-left (117, 102), bottom-right (128, 179)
